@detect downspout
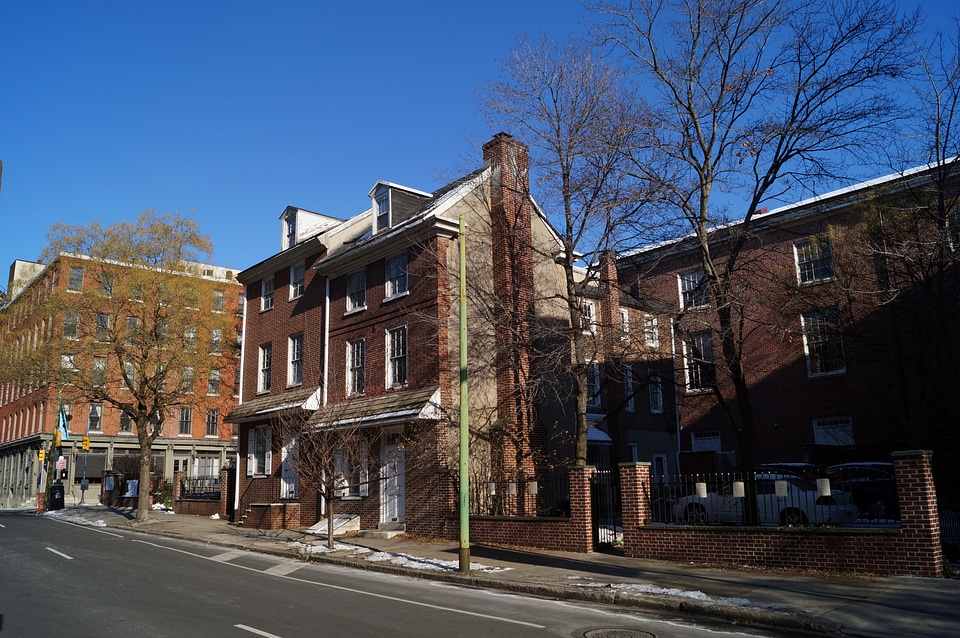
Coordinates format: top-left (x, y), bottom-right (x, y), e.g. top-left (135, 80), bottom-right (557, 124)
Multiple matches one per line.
top-left (234, 283), bottom-right (249, 515)
top-left (323, 276), bottom-right (330, 407)
top-left (670, 317), bottom-right (682, 474)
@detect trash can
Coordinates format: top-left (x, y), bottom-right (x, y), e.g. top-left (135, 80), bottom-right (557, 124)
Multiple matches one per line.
top-left (48, 482), bottom-right (65, 510)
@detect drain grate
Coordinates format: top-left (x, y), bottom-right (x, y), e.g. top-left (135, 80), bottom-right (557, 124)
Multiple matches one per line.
top-left (583, 630), bottom-right (655, 638)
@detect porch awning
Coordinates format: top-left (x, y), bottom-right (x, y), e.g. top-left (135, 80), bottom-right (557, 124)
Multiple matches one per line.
top-left (224, 386), bottom-right (322, 424)
top-left (305, 386), bottom-right (442, 431)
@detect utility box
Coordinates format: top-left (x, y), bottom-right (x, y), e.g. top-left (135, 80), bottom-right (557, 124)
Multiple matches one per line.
top-left (48, 482), bottom-right (65, 510)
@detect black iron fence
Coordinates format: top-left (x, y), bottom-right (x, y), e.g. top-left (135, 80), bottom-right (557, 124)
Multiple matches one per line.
top-left (467, 473), bottom-right (570, 518)
top-left (180, 476), bottom-right (221, 500)
top-left (648, 470), bottom-right (890, 527)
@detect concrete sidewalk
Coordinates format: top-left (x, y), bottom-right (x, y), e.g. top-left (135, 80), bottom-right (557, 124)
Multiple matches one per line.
top-left (38, 504), bottom-right (960, 637)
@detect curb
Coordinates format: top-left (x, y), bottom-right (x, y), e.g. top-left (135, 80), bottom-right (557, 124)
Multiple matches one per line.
top-left (104, 515), bottom-right (844, 636)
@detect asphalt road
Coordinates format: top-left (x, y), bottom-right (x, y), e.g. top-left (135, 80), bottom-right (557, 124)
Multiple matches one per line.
top-left (1, 510), bottom-right (792, 638)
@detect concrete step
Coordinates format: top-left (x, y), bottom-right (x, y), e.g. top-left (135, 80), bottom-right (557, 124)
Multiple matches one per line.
top-left (357, 522), bottom-right (406, 539)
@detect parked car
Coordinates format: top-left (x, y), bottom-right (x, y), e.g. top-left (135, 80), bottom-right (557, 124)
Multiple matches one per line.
top-left (826, 462), bottom-right (898, 520)
top-left (672, 473), bottom-right (859, 526)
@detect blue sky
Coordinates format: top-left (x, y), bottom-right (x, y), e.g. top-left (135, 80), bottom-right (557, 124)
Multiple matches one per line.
top-left (0, 0), bottom-right (588, 275)
top-left (0, 1), bottom-right (947, 280)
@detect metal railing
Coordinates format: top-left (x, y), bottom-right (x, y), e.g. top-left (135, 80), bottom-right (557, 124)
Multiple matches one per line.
top-left (179, 476), bottom-right (221, 500)
top-left (465, 473), bottom-right (570, 518)
top-left (647, 470), bottom-right (885, 527)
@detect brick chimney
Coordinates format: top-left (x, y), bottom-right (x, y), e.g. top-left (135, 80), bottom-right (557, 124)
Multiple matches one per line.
top-left (482, 133), bottom-right (538, 493)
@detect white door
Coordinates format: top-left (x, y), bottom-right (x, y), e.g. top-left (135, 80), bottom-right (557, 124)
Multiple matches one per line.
top-left (380, 432), bottom-right (405, 524)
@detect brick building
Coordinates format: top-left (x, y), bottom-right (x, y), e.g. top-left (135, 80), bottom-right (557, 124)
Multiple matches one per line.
top-left (0, 254), bottom-right (242, 507)
top-left (226, 133), bottom-right (678, 534)
top-left (618, 161), bottom-right (960, 477)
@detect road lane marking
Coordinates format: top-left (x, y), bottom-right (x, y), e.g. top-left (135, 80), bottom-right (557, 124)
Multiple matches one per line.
top-left (133, 539), bottom-right (544, 628)
top-left (235, 624), bottom-right (283, 637)
top-left (45, 547), bottom-right (74, 560)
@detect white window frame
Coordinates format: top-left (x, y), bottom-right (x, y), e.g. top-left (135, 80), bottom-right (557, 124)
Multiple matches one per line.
top-left (258, 344), bottom-right (272, 393)
top-left (376, 193), bottom-right (390, 232)
top-left (261, 276), bottom-right (274, 311)
top-left (334, 443), bottom-right (369, 498)
top-left (813, 416), bottom-right (854, 446)
top-left (246, 425), bottom-right (272, 477)
top-left (586, 361), bottom-right (601, 409)
top-left (385, 255), bottom-right (408, 299)
top-left (683, 331), bottom-right (715, 391)
top-left (212, 289), bottom-right (224, 312)
top-left (801, 310), bottom-right (845, 376)
top-left (347, 338), bottom-right (366, 396)
top-left (691, 430), bottom-right (722, 453)
top-left (794, 236), bottom-right (835, 285)
top-left (386, 326), bottom-right (407, 389)
top-left (88, 402), bottom-right (103, 431)
top-left (619, 308), bottom-right (630, 340)
top-left (290, 262), bottom-right (305, 300)
top-left (346, 270), bottom-right (367, 312)
top-left (92, 356), bottom-right (107, 387)
top-left (207, 368), bottom-right (221, 395)
top-left (648, 370), bottom-right (663, 414)
top-left (67, 266), bottom-right (83, 291)
top-left (95, 312), bottom-right (110, 342)
top-left (288, 333), bottom-right (303, 387)
top-left (205, 409), bottom-right (219, 437)
top-left (624, 367), bottom-right (635, 412)
top-left (643, 315), bottom-right (659, 348)
top-left (678, 268), bottom-right (709, 310)
top-left (280, 435), bottom-right (299, 498)
top-left (179, 406), bottom-right (193, 436)
top-left (580, 300), bottom-right (597, 334)
top-left (63, 311), bottom-right (79, 340)
top-left (284, 211), bottom-right (297, 249)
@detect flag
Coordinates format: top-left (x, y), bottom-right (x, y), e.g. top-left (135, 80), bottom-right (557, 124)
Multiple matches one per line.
top-left (58, 406), bottom-right (70, 440)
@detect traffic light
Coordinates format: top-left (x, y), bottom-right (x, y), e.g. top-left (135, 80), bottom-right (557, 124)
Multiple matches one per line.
top-left (82, 436), bottom-right (90, 451)
top-left (39, 449), bottom-right (46, 462)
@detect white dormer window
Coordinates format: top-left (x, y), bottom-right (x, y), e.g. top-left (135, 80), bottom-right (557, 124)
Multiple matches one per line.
top-left (376, 193), bottom-right (390, 232)
top-left (284, 211), bottom-right (297, 249)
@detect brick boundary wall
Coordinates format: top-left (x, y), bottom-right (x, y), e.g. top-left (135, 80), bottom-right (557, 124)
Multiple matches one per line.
top-left (171, 469), bottom-right (229, 518)
top-left (619, 451), bottom-right (943, 577)
top-left (245, 502), bottom-right (301, 530)
top-left (446, 465), bottom-right (595, 553)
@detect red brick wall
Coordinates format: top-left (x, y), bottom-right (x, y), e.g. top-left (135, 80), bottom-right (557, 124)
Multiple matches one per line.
top-left (619, 451), bottom-right (943, 576)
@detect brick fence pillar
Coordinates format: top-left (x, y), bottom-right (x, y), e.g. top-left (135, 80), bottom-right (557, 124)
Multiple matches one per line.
top-left (219, 467), bottom-right (230, 519)
top-left (568, 465), bottom-right (595, 553)
top-left (619, 462), bottom-right (651, 557)
top-left (892, 450), bottom-right (943, 577)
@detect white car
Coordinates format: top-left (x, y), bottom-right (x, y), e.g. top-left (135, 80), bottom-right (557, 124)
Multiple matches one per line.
top-left (672, 473), bottom-right (859, 526)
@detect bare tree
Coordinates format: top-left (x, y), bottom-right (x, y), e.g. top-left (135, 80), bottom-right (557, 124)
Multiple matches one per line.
top-left (3, 211), bottom-right (238, 522)
top-left (594, 0), bottom-right (917, 491)
top-left (480, 34), bottom-right (656, 465)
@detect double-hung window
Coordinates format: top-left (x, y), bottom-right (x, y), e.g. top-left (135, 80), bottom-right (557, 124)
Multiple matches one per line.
top-left (347, 338), bottom-right (366, 396)
top-left (212, 289), bottom-right (224, 312)
top-left (247, 426), bottom-right (272, 476)
top-left (290, 263), bottom-right (305, 299)
top-left (802, 310), bottom-right (845, 375)
top-left (261, 276), bottom-right (274, 311)
top-left (68, 266), bottom-right (83, 291)
top-left (208, 369), bottom-right (221, 395)
top-left (678, 268), bottom-right (709, 309)
top-left (95, 313), bottom-right (110, 342)
top-left (346, 270), bottom-right (366, 311)
top-left (376, 194), bottom-right (390, 232)
top-left (624, 367), bottom-right (635, 412)
top-left (179, 406), bottom-right (193, 435)
top-left (586, 361), bottom-right (601, 409)
top-left (205, 409), bottom-right (219, 437)
top-left (385, 255), bottom-right (408, 298)
top-left (648, 370), bottom-right (664, 414)
top-left (63, 311), bottom-right (79, 340)
top-left (92, 356), bottom-right (107, 387)
top-left (288, 334), bottom-right (303, 386)
top-left (386, 327), bottom-right (407, 388)
top-left (683, 331), bottom-right (716, 391)
top-left (643, 315), bottom-right (659, 348)
top-left (580, 301), bottom-right (597, 334)
top-left (619, 308), bottom-right (630, 340)
top-left (259, 344), bottom-right (272, 393)
top-left (88, 402), bottom-right (102, 431)
top-left (795, 236), bottom-right (835, 284)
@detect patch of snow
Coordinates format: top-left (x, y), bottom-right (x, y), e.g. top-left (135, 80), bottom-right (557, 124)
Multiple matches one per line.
top-left (43, 510), bottom-right (107, 527)
top-left (209, 513), bottom-right (220, 520)
top-left (364, 551), bottom-right (512, 573)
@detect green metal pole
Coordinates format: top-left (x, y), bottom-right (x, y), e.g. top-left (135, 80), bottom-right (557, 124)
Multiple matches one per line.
top-left (458, 215), bottom-right (470, 572)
